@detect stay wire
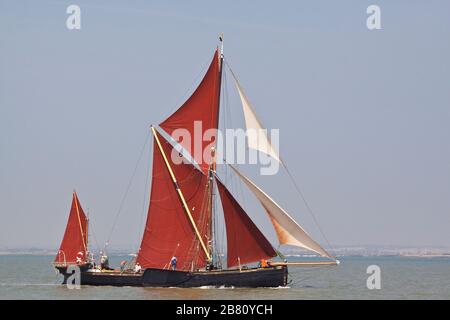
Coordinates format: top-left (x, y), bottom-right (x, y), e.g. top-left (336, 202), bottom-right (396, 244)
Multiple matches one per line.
top-left (104, 130), bottom-right (151, 251)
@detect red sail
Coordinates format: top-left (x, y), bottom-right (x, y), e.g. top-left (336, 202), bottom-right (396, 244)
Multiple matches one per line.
top-left (55, 192), bottom-right (88, 265)
top-left (216, 179), bottom-right (276, 268)
top-left (136, 131), bottom-right (211, 271)
top-left (159, 49), bottom-right (221, 174)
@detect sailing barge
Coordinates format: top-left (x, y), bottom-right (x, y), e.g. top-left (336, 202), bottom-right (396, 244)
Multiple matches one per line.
top-left (54, 38), bottom-right (337, 288)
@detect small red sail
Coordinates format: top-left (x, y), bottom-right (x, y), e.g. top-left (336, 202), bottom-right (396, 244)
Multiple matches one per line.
top-left (55, 192), bottom-right (88, 265)
top-left (159, 49), bottom-right (221, 174)
top-left (216, 179), bottom-right (276, 268)
top-left (136, 131), bottom-right (211, 271)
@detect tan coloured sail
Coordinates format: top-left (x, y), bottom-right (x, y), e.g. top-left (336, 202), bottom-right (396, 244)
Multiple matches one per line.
top-left (229, 165), bottom-right (334, 260)
top-left (232, 73), bottom-right (281, 163)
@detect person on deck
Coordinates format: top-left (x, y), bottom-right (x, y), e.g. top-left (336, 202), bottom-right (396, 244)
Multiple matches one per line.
top-left (260, 259), bottom-right (269, 268)
top-left (120, 260), bottom-right (127, 272)
top-left (100, 253), bottom-right (111, 270)
top-left (134, 263), bottom-right (141, 273)
top-left (170, 256), bottom-right (177, 270)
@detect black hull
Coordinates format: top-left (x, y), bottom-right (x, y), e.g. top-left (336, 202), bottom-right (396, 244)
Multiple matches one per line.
top-left (56, 266), bottom-right (288, 288)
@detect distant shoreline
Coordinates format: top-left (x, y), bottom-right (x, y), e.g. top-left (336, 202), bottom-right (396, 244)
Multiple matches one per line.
top-left (399, 254), bottom-right (450, 258)
top-left (2, 245), bottom-right (450, 258)
top-left (1, 251), bottom-right (450, 258)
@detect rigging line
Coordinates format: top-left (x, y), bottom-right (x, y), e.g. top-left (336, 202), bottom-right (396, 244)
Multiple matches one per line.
top-left (87, 209), bottom-right (101, 253)
top-left (280, 158), bottom-right (335, 255)
top-left (223, 63), bottom-right (247, 210)
top-left (135, 136), bottom-right (152, 253)
top-left (104, 130), bottom-right (151, 250)
top-left (212, 180), bottom-right (222, 267)
top-left (221, 67), bottom-right (230, 183)
top-left (219, 66), bottom-right (232, 265)
top-left (211, 180), bottom-right (216, 263)
top-left (218, 65), bottom-right (231, 264)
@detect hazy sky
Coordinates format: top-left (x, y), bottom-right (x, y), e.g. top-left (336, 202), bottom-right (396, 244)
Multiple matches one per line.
top-left (1, 0), bottom-right (449, 251)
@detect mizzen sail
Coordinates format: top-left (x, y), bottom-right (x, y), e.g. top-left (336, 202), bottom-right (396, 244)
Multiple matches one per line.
top-left (229, 165), bottom-right (333, 259)
top-left (216, 178), bottom-right (276, 268)
top-left (55, 192), bottom-right (88, 265)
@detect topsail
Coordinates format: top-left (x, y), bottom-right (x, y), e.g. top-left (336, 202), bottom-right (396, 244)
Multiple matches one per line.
top-left (230, 69), bottom-right (281, 163)
top-left (160, 50), bottom-right (221, 174)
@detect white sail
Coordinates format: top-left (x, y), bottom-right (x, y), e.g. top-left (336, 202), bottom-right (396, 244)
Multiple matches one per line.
top-left (232, 74), bottom-right (281, 163)
top-left (229, 165), bottom-right (334, 259)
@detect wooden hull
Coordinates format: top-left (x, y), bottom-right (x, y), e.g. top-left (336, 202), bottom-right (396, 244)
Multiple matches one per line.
top-left (56, 266), bottom-right (288, 288)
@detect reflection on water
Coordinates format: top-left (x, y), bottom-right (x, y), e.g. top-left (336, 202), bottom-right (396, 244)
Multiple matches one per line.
top-left (0, 255), bottom-right (449, 299)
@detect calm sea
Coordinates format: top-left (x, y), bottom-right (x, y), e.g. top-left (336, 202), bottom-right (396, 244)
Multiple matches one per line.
top-left (0, 255), bottom-right (449, 299)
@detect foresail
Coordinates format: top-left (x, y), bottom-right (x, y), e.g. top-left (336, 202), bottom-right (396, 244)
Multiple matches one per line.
top-left (229, 165), bottom-right (334, 260)
top-left (230, 69), bottom-right (281, 163)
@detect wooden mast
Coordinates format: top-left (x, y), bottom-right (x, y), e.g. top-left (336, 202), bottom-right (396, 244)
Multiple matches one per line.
top-left (151, 126), bottom-right (212, 263)
top-left (210, 34), bottom-right (224, 266)
top-left (73, 191), bottom-right (88, 254)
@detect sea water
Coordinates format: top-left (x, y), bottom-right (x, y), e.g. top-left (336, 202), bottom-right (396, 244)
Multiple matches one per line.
top-left (0, 255), bottom-right (449, 299)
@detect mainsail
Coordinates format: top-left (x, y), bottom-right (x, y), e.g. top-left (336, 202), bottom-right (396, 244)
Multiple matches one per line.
top-left (228, 165), bottom-right (334, 259)
top-left (160, 49), bottom-right (221, 174)
top-left (216, 178), bottom-right (276, 268)
top-left (136, 130), bottom-right (211, 271)
top-left (55, 192), bottom-right (88, 265)
top-left (135, 48), bottom-right (225, 271)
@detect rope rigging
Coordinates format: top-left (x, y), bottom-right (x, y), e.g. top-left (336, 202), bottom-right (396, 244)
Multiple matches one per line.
top-left (280, 159), bottom-right (335, 255)
top-left (103, 130), bottom-right (151, 252)
top-left (135, 134), bottom-right (152, 253)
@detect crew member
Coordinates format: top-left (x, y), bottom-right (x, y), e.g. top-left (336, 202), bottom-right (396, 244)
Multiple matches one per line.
top-left (100, 252), bottom-right (110, 270)
top-left (260, 259), bottom-right (269, 268)
top-left (170, 256), bottom-right (177, 270)
top-left (120, 260), bottom-right (127, 272)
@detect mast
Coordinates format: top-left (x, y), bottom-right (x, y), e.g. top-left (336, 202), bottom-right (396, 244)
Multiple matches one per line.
top-left (210, 34), bottom-right (224, 266)
top-left (216, 33), bottom-right (224, 130)
top-left (74, 191), bottom-right (87, 255)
